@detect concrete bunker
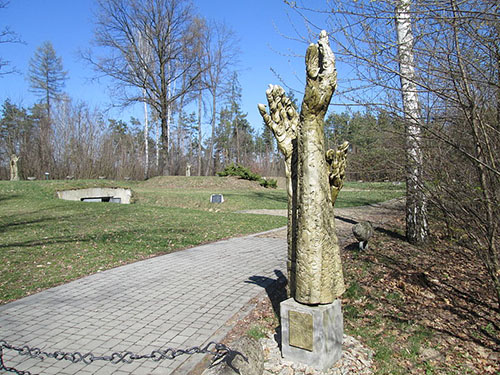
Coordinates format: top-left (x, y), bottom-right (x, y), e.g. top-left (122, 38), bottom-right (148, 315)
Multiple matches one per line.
top-left (57, 188), bottom-right (133, 204)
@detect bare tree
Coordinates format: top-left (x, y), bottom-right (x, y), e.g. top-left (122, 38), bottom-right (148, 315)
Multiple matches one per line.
top-left (136, 31), bottom-right (152, 179)
top-left (85, 0), bottom-right (202, 174)
top-left (0, 0), bottom-right (22, 75)
top-left (418, 0), bottom-right (500, 305)
top-left (285, 0), bottom-right (429, 244)
top-left (202, 20), bottom-right (240, 175)
top-left (192, 17), bottom-right (207, 176)
top-left (52, 99), bottom-right (104, 178)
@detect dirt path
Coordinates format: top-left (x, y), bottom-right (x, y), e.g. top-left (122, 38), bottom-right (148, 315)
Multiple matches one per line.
top-left (241, 198), bottom-right (405, 245)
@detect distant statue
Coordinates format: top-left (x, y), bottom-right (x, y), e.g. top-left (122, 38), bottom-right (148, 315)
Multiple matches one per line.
top-left (186, 164), bottom-right (191, 177)
top-left (352, 221), bottom-right (374, 250)
top-left (10, 154), bottom-right (20, 181)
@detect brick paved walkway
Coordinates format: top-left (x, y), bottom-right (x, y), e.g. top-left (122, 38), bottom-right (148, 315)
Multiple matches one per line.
top-left (0, 229), bottom-right (286, 375)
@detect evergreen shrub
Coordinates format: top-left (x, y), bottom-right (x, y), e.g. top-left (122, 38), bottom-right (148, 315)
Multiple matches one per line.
top-left (217, 163), bottom-right (277, 189)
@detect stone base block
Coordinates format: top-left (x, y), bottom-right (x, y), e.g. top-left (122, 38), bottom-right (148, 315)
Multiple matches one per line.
top-left (280, 298), bottom-right (343, 371)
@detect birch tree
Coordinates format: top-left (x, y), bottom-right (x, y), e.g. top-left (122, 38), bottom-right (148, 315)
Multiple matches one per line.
top-left (395, 0), bottom-right (428, 244)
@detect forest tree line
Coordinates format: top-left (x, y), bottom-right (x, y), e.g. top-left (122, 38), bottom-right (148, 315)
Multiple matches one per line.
top-left (0, 0), bottom-right (406, 182)
top-left (0, 93), bottom-right (405, 181)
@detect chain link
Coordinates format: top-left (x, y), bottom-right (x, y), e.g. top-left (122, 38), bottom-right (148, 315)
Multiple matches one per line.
top-left (0, 339), bottom-right (231, 375)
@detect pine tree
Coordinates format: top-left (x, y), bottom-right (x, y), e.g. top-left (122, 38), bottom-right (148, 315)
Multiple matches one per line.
top-left (28, 41), bottom-right (67, 172)
top-left (28, 41), bottom-right (68, 119)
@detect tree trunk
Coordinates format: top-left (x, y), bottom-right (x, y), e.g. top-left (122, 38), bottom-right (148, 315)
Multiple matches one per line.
top-left (198, 89), bottom-right (203, 176)
top-left (208, 91), bottom-right (217, 175)
top-left (235, 121), bottom-right (240, 164)
top-left (155, 111), bottom-right (160, 173)
top-left (143, 91), bottom-right (149, 180)
top-left (158, 110), bottom-right (169, 175)
top-left (395, 0), bottom-right (428, 245)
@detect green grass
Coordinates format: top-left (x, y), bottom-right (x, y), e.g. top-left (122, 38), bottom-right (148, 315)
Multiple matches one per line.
top-left (344, 309), bottom-right (436, 375)
top-left (0, 180), bottom-right (286, 303)
top-left (337, 181), bottom-right (405, 208)
top-left (246, 325), bottom-right (267, 340)
top-left (136, 187), bottom-right (288, 211)
top-left (344, 181), bottom-right (405, 191)
top-left (0, 178), bottom-right (404, 304)
top-left (137, 180), bottom-right (404, 211)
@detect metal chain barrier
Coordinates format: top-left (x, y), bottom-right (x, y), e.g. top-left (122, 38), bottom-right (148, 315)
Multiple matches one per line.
top-left (0, 339), bottom-right (231, 375)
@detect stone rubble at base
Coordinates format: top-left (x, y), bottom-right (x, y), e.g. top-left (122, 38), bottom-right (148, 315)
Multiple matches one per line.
top-left (261, 334), bottom-right (374, 375)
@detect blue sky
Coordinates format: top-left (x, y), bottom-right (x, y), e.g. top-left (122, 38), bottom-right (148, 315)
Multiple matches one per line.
top-left (0, 0), bottom-right (333, 135)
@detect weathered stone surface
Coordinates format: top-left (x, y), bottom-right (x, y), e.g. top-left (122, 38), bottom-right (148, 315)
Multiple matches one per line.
top-left (352, 222), bottom-right (374, 250)
top-left (203, 336), bottom-right (264, 375)
top-left (261, 333), bottom-right (374, 375)
top-left (295, 31), bottom-right (345, 304)
top-left (281, 298), bottom-right (343, 371)
top-left (352, 222), bottom-right (373, 242)
top-left (326, 141), bottom-right (349, 206)
top-left (258, 85), bottom-right (299, 298)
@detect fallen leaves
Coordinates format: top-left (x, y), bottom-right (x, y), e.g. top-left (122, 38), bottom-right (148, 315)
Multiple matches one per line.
top-left (337, 201), bottom-right (499, 374)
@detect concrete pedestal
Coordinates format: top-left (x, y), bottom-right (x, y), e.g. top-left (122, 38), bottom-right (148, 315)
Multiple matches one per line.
top-left (280, 298), bottom-right (343, 371)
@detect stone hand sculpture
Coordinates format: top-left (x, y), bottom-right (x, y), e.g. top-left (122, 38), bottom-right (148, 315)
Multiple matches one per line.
top-left (259, 31), bottom-right (348, 305)
top-left (326, 141), bottom-right (349, 206)
top-left (258, 85), bottom-right (299, 297)
top-left (258, 85), bottom-right (298, 199)
top-left (258, 85), bottom-right (298, 162)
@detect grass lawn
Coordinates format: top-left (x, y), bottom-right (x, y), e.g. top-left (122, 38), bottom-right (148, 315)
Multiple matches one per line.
top-left (0, 177), bottom-right (404, 304)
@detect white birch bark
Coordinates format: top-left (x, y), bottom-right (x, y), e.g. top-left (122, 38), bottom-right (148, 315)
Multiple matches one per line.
top-left (197, 89), bottom-right (203, 176)
top-left (137, 31), bottom-right (151, 178)
top-left (395, 0), bottom-right (428, 244)
top-left (143, 90), bottom-right (149, 179)
top-left (155, 114), bottom-right (160, 170)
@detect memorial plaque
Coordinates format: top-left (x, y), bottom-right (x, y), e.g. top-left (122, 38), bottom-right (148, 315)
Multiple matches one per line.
top-left (210, 194), bottom-right (224, 204)
top-left (289, 310), bottom-right (313, 351)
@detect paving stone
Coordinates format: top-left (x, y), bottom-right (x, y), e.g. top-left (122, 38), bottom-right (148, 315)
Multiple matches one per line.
top-left (0, 232), bottom-right (286, 374)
